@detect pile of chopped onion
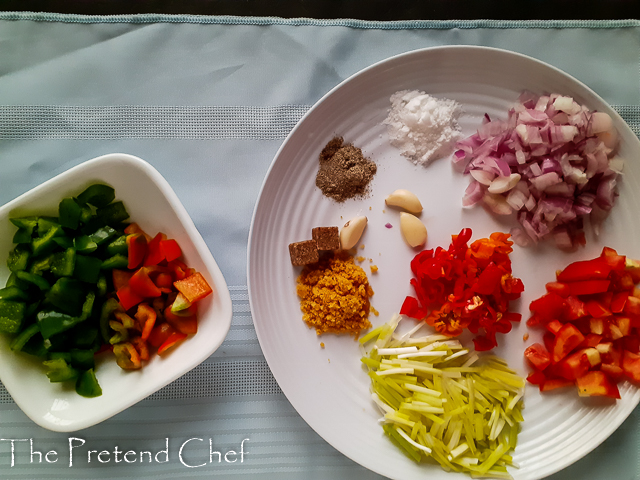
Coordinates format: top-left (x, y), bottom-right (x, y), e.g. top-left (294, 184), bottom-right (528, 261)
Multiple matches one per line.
top-left (361, 314), bottom-right (524, 479)
top-left (453, 92), bottom-right (623, 249)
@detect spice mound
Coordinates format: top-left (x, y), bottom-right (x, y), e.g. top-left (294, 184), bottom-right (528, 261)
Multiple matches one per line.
top-left (296, 251), bottom-right (373, 335)
top-left (316, 137), bottom-right (377, 202)
top-left (384, 90), bottom-right (462, 166)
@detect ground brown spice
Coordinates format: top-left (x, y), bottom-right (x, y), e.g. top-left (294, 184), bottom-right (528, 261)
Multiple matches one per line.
top-left (316, 137), bottom-right (377, 202)
top-left (296, 251), bottom-right (373, 335)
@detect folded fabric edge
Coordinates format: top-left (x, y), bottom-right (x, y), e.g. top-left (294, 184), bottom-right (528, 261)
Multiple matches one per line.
top-left (0, 12), bottom-right (640, 29)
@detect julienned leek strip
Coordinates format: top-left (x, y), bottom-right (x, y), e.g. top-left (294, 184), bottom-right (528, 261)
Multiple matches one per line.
top-left (362, 313), bottom-right (524, 479)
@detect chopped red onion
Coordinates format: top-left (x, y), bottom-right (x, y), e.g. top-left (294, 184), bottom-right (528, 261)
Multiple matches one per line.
top-left (454, 92), bottom-right (622, 248)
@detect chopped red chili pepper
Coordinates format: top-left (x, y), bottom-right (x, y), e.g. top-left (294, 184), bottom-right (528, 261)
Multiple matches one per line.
top-left (400, 229), bottom-right (523, 351)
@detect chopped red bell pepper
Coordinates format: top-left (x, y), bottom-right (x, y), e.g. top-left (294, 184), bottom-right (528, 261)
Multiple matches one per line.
top-left (552, 323), bottom-right (585, 363)
top-left (143, 232), bottom-right (167, 266)
top-left (526, 248), bottom-right (640, 400)
top-left (147, 322), bottom-right (176, 349)
top-left (546, 319), bottom-right (564, 335)
top-left (113, 269), bottom-right (134, 291)
top-left (158, 332), bottom-right (188, 355)
top-left (624, 295), bottom-right (640, 316)
top-left (127, 233), bottom-right (148, 270)
top-left (173, 272), bottom-right (213, 303)
top-left (611, 291), bottom-right (628, 313)
top-left (545, 281), bottom-right (570, 297)
top-left (526, 370), bottom-right (546, 386)
top-left (160, 239), bottom-right (182, 262)
top-left (164, 306), bottom-right (198, 334)
top-left (622, 350), bottom-right (640, 382)
top-left (576, 371), bottom-right (620, 399)
top-left (117, 285), bottom-right (145, 311)
top-left (557, 258), bottom-right (612, 282)
top-left (124, 222), bottom-right (152, 242)
top-left (556, 349), bottom-right (595, 380)
top-left (524, 343), bottom-right (552, 371)
top-left (567, 280), bottom-right (610, 297)
top-left (529, 293), bottom-right (566, 324)
top-left (129, 267), bottom-right (162, 298)
top-left (540, 377), bottom-right (573, 392)
top-left (585, 299), bottom-right (610, 318)
top-left (154, 272), bottom-right (174, 290)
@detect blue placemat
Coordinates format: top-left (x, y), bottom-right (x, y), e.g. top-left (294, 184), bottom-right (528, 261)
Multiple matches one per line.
top-left (0, 14), bottom-right (640, 480)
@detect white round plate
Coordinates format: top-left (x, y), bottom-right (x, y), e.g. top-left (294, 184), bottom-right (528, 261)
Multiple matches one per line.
top-left (247, 46), bottom-right (640, 480)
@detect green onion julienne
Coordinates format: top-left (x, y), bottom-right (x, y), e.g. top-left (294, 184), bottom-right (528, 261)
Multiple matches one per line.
top-left (361, 314), bottom-right (524, 479)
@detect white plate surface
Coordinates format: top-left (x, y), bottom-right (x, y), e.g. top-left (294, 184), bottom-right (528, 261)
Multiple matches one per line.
top-left (247, 46), bottom-right (640, 480)
top-left (0, 153), bottom-right (233, 432)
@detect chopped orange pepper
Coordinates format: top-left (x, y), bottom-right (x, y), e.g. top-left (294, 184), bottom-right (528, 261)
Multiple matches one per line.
top-left (173, 272), bottom-right (213, 303)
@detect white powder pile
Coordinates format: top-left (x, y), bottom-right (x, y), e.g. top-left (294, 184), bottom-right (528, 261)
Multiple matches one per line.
top-left (383, 90), bottom-right (463, 166)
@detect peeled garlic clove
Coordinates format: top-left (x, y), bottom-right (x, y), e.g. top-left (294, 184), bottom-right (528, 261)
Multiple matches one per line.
top-left (385, 189), bottom-right (423, 214)
top-left (340, 215), bottom-right (368, 250)
top-left (400, 212), bottom-right (427, 248)
top-left (487, 173), bottom-right (521, 194)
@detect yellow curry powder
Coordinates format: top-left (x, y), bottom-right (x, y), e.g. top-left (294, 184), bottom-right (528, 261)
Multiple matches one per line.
top-left (296, 251), bottom-right (373, 335)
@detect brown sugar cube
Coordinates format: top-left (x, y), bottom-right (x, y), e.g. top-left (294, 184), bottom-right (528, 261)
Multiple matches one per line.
top-left (312, 226), bottom-right (340, 251)
top-left (288, 240), bottom-right (319, 266)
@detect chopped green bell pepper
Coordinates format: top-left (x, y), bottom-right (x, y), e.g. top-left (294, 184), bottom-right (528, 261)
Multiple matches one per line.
top-left (7, 245), bottom-right (30, 272)
top-left (32, 219), bottom-right (64, 256)
top-left (12, 228), bottom-right (33, 244)
top-left (99, 298), bottom-right (122, 343)
top-left (52, 236), bottom-right (74, 249)
top-left (0, 300), bottom-right (26, 334)
top-left (46, 278), bottom-right (85, 315)
top-left (51, 248), bottom-right (76, 277)
top-left (106, 235), bottom-right (128, 256)
top-left (58, 197), bottom-right (82, 230)
top-left (74, 255), bottom-right (102, 284)
top-left (73, 235), bottom-right (98, 254)
top-left (37, 291), bottom-right (95, 339)
top-left (100, 254), bottom-right (128, 270)
top-left (43, 357), bottom-right (79, 382)
top-left (97, 201), bottom-right (129, 226)
top-left (0, 286), bottom-right (28, 301)
top-left (87, 225), bottom-right (118, 246)
top-left (75, 368), bottom-right (102, 397)
top-left (10, 323), bottom-right (40, 352)
top-left (16, 271), bottom-right (50, 291)
top-left (77, 184), bottom-right (115, 208)
top-left (29, 254), bottom-right (54, 275)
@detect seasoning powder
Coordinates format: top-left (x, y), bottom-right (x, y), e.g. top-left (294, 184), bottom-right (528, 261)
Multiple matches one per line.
top-left (315, 137), bottom-right (377, 202)
top-left (384, 90), bottom-right (462, 166)
top-left (296, 251), bottom-right (373, 335)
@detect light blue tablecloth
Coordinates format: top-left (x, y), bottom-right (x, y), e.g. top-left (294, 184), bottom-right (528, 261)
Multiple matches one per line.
top-left (0, 13), bottom-right (639, 479)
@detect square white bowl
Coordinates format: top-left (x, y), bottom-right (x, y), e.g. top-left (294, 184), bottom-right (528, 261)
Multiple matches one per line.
top-left (0, 153), bottom-right (232, 432)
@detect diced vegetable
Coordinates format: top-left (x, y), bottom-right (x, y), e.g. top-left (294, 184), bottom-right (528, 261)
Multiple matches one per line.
top-left (400, 229), bottom-right (523, 351)
top-left (362, 314), bottom-right (523, 477)
top-left (173, 272), bottom-right (213, 303)
top-left (525, 247), bottom-right (640, 399)
top-left (453, 92), bottom-right (621, 249)
top-left (1, 182), bottom-right (208, 398)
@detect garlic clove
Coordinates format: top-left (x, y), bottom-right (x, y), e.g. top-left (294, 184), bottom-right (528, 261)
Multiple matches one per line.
top-left (400, 212), bottom-right (427, 248)
top-left (385, 189), bottom-right (423, 214)
top-left (340, 215), bottom-right (368, 250)
top-left (487, 173), bottom-right (521, 194)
